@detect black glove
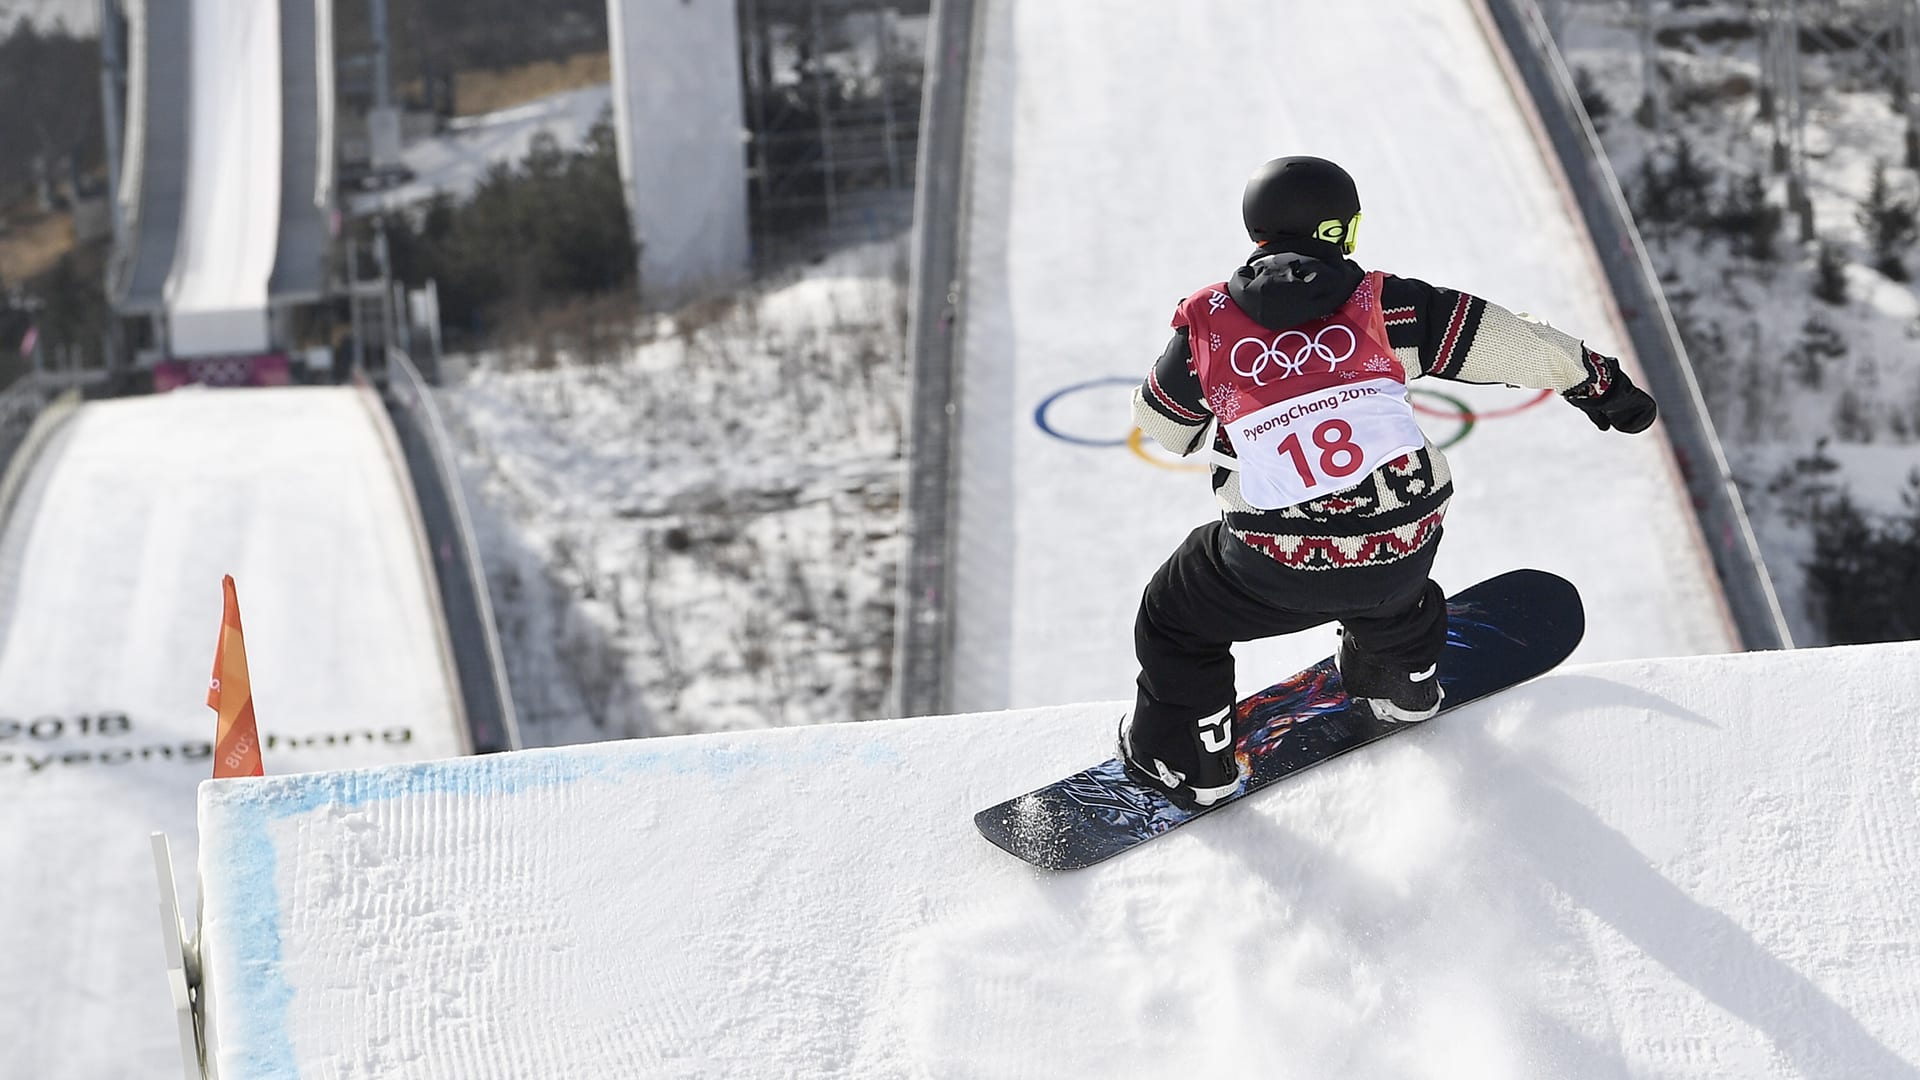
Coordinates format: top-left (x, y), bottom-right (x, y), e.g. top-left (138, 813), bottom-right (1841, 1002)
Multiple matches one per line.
top-left (1563, 351), bottom-right (1658, 434)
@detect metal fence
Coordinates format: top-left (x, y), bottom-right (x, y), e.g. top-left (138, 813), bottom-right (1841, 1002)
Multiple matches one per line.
top-left (380, 350), bottom-right (522, 752)
top-left (889, 0), bottom-right (978, 719)
top-left (0, 374), bottom-right (95, 526)
top-left (0, 377), bottom-right (61, 479)
top-left (1483, 0), bottom-right (1796, 650)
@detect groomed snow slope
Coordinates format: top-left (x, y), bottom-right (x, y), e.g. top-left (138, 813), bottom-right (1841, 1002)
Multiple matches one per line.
top-left (196, 642), bottom-right (1920, 1078)
top-left (0, 388), bottom-right (466, 1080)
top-left (951, 0), bottom-right (1736, 715)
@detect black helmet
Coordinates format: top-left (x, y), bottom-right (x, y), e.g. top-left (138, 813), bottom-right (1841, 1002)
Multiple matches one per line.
top-left (1242, 156), bottom-right (1362, 254)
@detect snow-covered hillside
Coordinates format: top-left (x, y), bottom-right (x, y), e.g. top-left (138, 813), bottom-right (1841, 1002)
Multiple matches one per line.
top-left (438, 241), bottom-right (908, 745)
top-left (1558, 1), bottom-right (1920, 645)
top-left (187, 640), bottom-right (1920, 1078)
top-left (350, 84), bottom-right (615, 215)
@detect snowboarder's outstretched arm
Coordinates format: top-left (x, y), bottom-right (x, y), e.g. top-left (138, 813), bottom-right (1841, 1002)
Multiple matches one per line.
top-left (1130, 273), bottom-right (1660, 456)
top-left (1381, 274), bottom-right (1658, 433)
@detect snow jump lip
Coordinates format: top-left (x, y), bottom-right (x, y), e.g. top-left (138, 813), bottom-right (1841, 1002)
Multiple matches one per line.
top-left (183, 635), bottom-right (1920, 1078)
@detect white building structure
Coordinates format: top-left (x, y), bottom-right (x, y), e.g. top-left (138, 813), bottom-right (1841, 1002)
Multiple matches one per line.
top-left (607, 0), bottom-right (752, 303)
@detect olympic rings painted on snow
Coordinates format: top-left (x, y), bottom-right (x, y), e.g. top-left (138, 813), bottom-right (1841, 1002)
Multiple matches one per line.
top-left (1032, 378), bottom-right (1554, 467)
top-left (1031, 377), bottom-right (1136, 447)
top-left (1411, 388), bottom-right (1476, 450)
top-left (1412, 387), bottom-right (1554, 422)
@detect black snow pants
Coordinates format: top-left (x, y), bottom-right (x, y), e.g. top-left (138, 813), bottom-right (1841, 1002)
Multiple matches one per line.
top-left (1133, 521), bottom-right (1447, 735)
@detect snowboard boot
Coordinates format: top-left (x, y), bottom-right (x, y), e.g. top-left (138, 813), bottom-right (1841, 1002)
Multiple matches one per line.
top-left (1118, 707), bottom-right (1244, 810)
top-left (1336, 629), bottom-right (1443, 723)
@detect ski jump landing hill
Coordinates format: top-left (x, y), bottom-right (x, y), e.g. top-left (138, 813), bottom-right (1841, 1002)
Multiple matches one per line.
top-left (926, 0), bottom-right (1784, 715)
top-left (0, 380), bottom-right (503, 1080)
top-left (158, 2), bottom-right (1916, 1079)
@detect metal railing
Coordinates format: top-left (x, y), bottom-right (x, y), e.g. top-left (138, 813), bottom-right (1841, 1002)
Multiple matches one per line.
top-left (380, 349), bottom-right (522, 752)
top-left (0, 375), bottom-right (91, 527)
top-left (890, 0), bottom-right (980, 718)
top-left (1483, 0), bottom-right (1795, 650)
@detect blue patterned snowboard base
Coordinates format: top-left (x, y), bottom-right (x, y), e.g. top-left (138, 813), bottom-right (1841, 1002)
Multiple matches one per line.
top-left (974, 569), bottom-right (1586, 871)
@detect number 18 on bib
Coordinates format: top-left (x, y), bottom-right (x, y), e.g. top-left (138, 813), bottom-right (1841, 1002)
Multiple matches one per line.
top-left (1224, 374), bottom-right (1423, 510)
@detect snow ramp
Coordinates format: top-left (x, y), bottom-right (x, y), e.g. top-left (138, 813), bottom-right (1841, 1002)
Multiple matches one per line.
top-left (940, 0), bottom-right (1739, 716)
top-left (0, 387), bottom-right (468, 1079)
top-left (185, 643), bottom-right (1920, 1077)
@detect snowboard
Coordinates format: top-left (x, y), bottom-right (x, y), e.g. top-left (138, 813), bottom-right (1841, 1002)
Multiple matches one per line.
top-left (974, 568), bottom-right (1584, 871)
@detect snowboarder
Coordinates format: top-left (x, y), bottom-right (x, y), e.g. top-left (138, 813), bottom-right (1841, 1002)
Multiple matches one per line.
top-left (1120, 155), bottom-right (1659, 809)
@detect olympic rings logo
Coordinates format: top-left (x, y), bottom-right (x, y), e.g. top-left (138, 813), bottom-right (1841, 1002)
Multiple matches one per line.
top-left (1032, 377), bottom-right (1553, 471)
top-left (1229, 325), bottom-right (1356, 386)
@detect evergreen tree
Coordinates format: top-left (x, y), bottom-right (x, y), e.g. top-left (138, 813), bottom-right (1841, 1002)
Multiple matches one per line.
top-left (1636, 155), bottom-right (1675, 225)
top-left (1633, 139), bottom-right (1716, 231)
top-left (378, 113), bottom-right (636, 346)
top-left (1834, 388), bottom-right (1876, 442)
top-left (1667, 136), bottom-right (1715, 228)
top-left (1767, 438), bottom-right (1842, 527)
top-left (1805, 472), bottom-right (1920, 643)
top-left (1714, 171), bottom-right (1781, 260)
top-left (1788, 316), bottom-right (1846, 390)
top-left (1813, 241), bottom-right (1849, 306)
top-left (1857, 160), bottom-right (1918, 282)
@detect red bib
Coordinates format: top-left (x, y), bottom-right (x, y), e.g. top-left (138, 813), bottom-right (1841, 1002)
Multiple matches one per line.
top-left (1176, 271), bottom-right (1423, 510)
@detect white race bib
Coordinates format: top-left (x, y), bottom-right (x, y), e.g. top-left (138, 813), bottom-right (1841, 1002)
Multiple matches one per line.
top-left (1216, 378), bottom-right (1424, 510)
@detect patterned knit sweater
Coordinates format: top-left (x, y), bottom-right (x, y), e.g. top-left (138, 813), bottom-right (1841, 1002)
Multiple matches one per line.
top-left (1134, 253), bottom-right (1617, 570)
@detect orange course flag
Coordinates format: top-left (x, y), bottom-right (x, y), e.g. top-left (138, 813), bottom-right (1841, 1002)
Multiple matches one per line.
top-left (208, 575), bottom-right (264, 778)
